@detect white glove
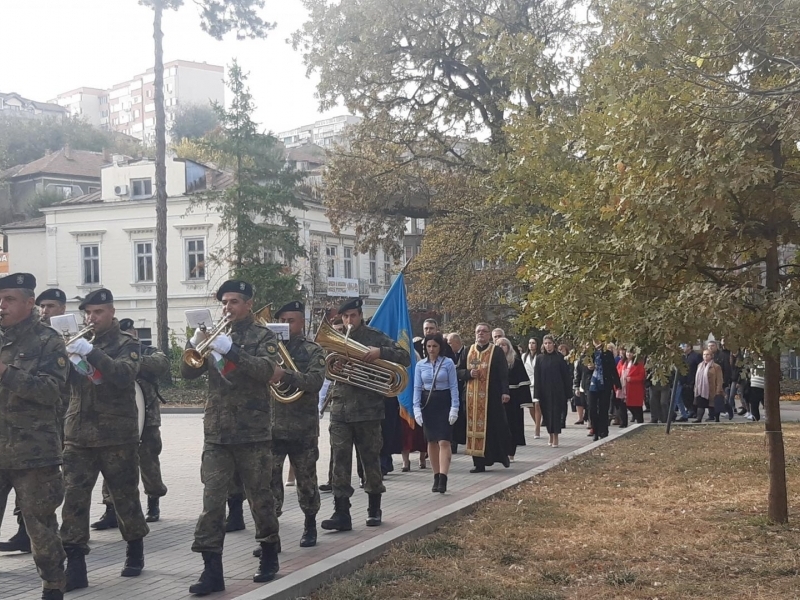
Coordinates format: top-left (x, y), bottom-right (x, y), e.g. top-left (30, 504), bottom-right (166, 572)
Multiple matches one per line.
top-left (67, 338), bottom-right (94, 357)
top-left (190, 328), bottom-right (208, 348)
top-left (414, 409), bottom-right (423, 427)
top-left (209, 334), bottom-right (233, 356)
top-left (448, 408), bottom-right (459, 425)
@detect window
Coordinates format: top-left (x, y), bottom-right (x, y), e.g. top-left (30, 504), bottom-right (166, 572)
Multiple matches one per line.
top-left (88, 186), bottom-right (100, 194)
top-left (186, 238), bottom-right (206, 280)
top-left (82, 244), bottom-right (100, 285)
top-left (137, 327), bottom-right (153, 347)
top-left (131, 178), bottom-right (152, 198)
top-left (384, 256), bottom-right (392, 286)
top-left (135, 241), bottom-right (154, 282)
top-left (53, 185), bottom-right (73, 198)
top-left (133, 109), bottom-right (140, 119)
top-left (343, 246), bottom-right (353, 279)
top-left (326, 245), bottom-right (337, 277)
top-left (369, 250), bottom-right (377, 284)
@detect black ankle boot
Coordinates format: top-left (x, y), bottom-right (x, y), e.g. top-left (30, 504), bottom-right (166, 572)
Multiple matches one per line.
top-left (366, 493), bottom-right (382, 527)
top-left (64, 546), bottom-right (88, 592)
top-left (432, 473), bottom-right (440, 493)
top-left (120, 538), bottom-right (144, 577)
top-left (253, 542), bottom-right (279, 583)
top-left (41, 589), bottom-right (63, 600)
top-left (321, 496), bottom-right (352, 531)
top-left (0, 514), bottom-right (31, 553)
top-left (189, 551), bottom-right (225, 595)
top-left (438, 474), bottom-right (448, 493)
top-left (91, 504), bottom-right (118, 530)
top-left (300, 514), bottom-right (317, 547)
top-left (225, 494), bottom-right (245, 532)
top-left (145, 496), bottom-right (160, 523)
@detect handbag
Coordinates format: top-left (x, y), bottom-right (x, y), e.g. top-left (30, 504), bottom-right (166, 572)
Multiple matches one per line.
top-left (421, 358), bottom-right (445, 411)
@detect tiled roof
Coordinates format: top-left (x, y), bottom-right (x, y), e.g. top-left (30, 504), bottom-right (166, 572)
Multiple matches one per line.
top-left (3, 147), bottom-right (106, 180)
top-left (58, 190), bottom-right (102, 206)
top-left (285, 143), bottom-right (327, 165)
top-left (1, 216), bottom-right (46, 230)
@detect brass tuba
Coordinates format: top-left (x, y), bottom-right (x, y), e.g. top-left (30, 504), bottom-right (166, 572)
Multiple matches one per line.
top-left (253, 305), bottom-right (304, 403)
top-left (314, 320), bottom-right (408, 397)
top-left (182, 314), bottom-right (232, 369)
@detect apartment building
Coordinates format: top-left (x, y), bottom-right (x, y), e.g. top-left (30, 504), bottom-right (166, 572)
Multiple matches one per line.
top-left (0, 92), bottom-right (67, 120)
top-left (278, 115), bottom-right (362, 149)
top-left (51, 60), bottom-right (224, 143)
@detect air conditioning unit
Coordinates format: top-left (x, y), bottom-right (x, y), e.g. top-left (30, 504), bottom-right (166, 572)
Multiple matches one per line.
top-left (114, 185), bottom-right (128, 196)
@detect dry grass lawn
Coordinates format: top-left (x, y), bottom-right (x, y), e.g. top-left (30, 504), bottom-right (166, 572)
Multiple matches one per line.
top-left (308, 424), bottom-right (800, 600)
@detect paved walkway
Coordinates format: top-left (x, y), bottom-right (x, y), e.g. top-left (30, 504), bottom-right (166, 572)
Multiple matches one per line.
top-left (3, 404), bottom-right (798, 600)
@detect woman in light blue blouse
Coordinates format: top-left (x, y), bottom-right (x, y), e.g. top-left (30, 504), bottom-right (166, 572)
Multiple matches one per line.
top-left (413, 333), bottom-right (460, 493)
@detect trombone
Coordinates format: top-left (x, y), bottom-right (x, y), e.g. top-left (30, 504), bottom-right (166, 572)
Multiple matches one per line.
top-left (182, 314), bottom-right (232, 368)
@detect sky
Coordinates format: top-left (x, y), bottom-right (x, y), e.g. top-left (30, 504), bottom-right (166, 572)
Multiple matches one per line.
top-left (0, 0), bottom-right (344, 133)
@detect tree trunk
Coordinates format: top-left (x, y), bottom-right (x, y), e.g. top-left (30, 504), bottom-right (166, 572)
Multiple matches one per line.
top-left (153, 2), bottom-right (169, 353)
top-left (764, 240), bottom-right (788, 523)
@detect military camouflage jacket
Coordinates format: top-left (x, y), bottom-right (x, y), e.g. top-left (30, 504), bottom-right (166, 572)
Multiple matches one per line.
top-left (64, 319), bottom-right (141, 448)
top-left (138, 347), bottom-right (170, 427)
top-left (271, 335), bottom-right (325, 440)
top-left (181, 313), bottom-right (278, 444)
top-left (0, 312), bottom-right (69, 469)
top-left (329, 323), bottom-right (411, 423)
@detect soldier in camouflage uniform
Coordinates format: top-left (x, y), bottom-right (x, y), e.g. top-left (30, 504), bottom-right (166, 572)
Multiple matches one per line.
top-left (60, 288), bottom-right (149, 592)
top-left (269, 301), bottom-right (325, 548)
top-left (0, 287), bottom-right (66, 556)
top-left (321, 298), bottom-right (410, 532)
top-left (94, 318), bottom-right (171, 529)
top-left (0, 274), bottom-right (69, 600)
top-left (181, 280), bottom-right (281, 595)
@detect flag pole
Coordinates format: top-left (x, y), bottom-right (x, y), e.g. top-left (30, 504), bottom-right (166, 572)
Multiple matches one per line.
top-left (400, 256), bottom-right (413, 275)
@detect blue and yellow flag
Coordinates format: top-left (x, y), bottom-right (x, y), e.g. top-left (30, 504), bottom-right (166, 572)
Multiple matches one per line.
top-left (370, 272), bottom-right (416, 426)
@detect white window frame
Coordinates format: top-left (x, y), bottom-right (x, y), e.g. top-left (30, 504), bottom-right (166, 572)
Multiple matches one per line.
top-left (185, 237), bottom-right (206, 281)
top-left (343, 246), bottom-right (353, 279)
top-left (81, 244), bottom-right (100, 285)
top-left (384, 255), bottom-right (392, 286)
top-left (130, 178), bottom-right (153, 199)
top-left (326, 245), bottom-right (337, 278)
top-left (134, 240), bottom-right (154, 283)
top-left (369, 250), bottom-right (377, 285)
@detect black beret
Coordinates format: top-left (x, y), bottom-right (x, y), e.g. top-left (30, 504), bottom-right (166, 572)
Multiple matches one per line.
top-left (119, 318), bottom-right (135, 331)
top-left (275, 300), bottom-right (305, 318)
top-left (216, 279), bottom-right (253, 301)
top-left (79, 288), bottom-right (113, 310)
top-left (0, 272), bottom-right (36, 291)
top-left (35, 288), bottom-right (66, 305)
top-left (337, 297), bottom-right (363, 314)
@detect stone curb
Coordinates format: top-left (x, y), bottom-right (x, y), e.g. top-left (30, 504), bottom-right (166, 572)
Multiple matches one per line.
top-left (161, 406), bottom-right (204, 414)
top-left (233, 424), bottom-right (644, 600)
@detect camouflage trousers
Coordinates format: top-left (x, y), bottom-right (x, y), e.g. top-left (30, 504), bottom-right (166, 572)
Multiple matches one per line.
top-left (61, 444), bottom-right (150, 553)
top-left (193, 441), bottom-right (279, 554)
top-left (101, 425), bottom-right (168, 504)
top-left (0, 466), bottom-right (65, 590)
top-left (271, 437), bottom-right (320, 517)
top-left (330, 419), bottom-right (386, 499)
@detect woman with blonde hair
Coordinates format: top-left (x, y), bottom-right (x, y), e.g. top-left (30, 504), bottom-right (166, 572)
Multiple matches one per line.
top-left (694, 348), bottom-right (724, 423)
top-left (496, 337), bottom-right (528, 460)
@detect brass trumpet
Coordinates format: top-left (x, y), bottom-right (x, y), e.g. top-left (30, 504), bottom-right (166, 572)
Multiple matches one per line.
top-left (65, 324), bottom-right (95, 346)
top-left (253, 305), bottom-right (303, 403)
top-left (314, 320), bottom-right (408, 397)
top-left (182, 314), bottom-right (232, 369)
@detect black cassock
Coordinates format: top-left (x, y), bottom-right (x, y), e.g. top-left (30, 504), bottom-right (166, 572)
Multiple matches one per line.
top-left (506, 357), bottom-right (530, 449)
top-left (533, 350), bottom-right (572, 435)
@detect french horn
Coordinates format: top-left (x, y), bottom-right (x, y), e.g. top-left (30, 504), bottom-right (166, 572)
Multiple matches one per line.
top-left (254, 305), bottom-right (304, 403)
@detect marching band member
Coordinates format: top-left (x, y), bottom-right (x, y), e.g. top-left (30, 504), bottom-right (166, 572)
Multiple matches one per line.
top-left (0, 274), bottom-right (69, 600)
top-left (181, 280), bottom-right (282, 595)
top-left (269, 301), bottom-right (326, 548)
top-left (60, 289), bottom-right (149, 591)
top-left (0, 286), bottom-right (67, 555)
top-left (321, 298), bottom-right (410, 532)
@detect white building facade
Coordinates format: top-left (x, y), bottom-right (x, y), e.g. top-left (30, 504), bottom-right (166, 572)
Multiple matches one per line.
top-left (278, 115), bottom-right (363, 149)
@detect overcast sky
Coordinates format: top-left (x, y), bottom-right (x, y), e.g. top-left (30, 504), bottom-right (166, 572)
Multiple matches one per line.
top-left (0, 0), bottom-right (343, 133)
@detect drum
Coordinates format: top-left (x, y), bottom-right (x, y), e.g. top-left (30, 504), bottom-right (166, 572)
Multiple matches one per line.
top-left (135, 382), bottom-right (146, 438)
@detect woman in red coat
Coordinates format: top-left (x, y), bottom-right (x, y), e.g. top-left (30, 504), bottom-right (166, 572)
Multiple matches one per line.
top-left (618, 349), bottom-right (646, 423)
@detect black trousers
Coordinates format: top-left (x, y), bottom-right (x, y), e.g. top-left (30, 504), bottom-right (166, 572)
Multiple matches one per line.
top-left (629, 407), bottom-right (644, 423)
top-left (749, 387), bottom-right (764, 421)
top-left (613, 397), bottom-right (628, 427)
top-left (588, 389), bottom-right (612, 438)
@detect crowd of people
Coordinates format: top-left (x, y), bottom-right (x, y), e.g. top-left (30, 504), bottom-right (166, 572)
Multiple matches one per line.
top-left (0, 268), bottom-right (767, 599)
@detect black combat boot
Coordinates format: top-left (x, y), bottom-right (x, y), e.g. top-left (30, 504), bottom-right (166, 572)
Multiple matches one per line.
top-left (224, 494), bottom-right (245, 532)
top-left (0, 514), bottom-right (31, 553)
top-left (432, 473), bottom-right (440, 493)
top-left (145, 496), bottom-right (160, 523)
top-left (252, 539), bottom-right (281, 557)
top-left (438, 474), bottom-right (448, 494)
top-left (120, 538), bottom-right (144, 577)
top-left (64, 546), bottom-right (88, 592)
top-left (300, 514), bottom-right (317, 547)
top-left (41, 589), bottom-right (63, 600)
top-left (253, 542), bottom-right (280, 583)
top-left (90, 504), bottom-right (118, 530)
top-left (189, 551), bottom-right (225, 596)
top-left (320, 496), bottom-right (352, 531)
top-left (366, 493), bottom-right (382, 527)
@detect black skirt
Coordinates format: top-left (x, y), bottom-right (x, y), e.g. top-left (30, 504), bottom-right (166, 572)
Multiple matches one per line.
top-left (421, 389), bottom-right (453, 442)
